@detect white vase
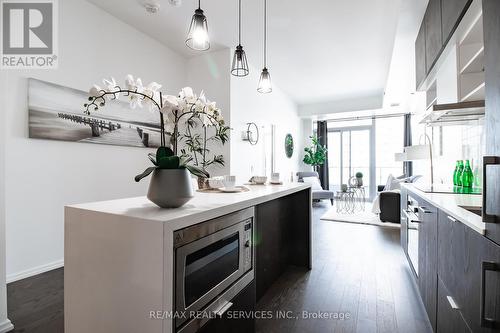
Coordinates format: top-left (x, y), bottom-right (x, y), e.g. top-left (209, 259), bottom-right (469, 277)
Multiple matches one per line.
top-left (147, 169), bottom-right (194, 208)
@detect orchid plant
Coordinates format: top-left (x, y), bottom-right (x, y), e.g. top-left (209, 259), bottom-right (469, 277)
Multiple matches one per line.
top-left (84, 75), bottom-right (229, 182)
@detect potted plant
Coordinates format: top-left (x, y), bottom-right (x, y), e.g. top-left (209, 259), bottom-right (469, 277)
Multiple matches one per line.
top-left (84, 76), bottom-right (227, 208)
top-left (355, 172), bottom-right (363, 187)
top-left (181, 110), bottom-right (230, 189)
top-left (302, 135), bottom-right (327, 171)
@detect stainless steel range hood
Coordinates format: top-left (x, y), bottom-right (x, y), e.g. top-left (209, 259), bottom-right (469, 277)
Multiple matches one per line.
top-left (420, 100), bottom-right (485, 126)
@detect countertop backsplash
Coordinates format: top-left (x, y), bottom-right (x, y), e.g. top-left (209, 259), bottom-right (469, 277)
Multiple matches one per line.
top-left (433, 120), bottom-right (485, 187)
top-left (411, 120), bottom-right (485, 187)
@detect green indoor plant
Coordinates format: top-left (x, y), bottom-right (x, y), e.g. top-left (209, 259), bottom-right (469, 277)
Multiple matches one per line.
top-left (84, 76), bottom-right (228, 207)
top-left (181, 112), bottom-right (230, 189)
top-left (303, 135), bottom-right (327, 170)
top-left (355, 172), bottom-right (363, 187)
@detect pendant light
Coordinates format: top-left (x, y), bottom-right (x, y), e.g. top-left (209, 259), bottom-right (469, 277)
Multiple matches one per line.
top-left (185, 0), bottom-right (210, 51)
top-left (257, 0), bottom-right (272, 93)
top-left (231, 0), bottom-right (249, 76)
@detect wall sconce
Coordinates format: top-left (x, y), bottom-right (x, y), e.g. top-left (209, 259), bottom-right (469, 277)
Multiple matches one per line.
top-left (242, 122), bottom-right (259, 145)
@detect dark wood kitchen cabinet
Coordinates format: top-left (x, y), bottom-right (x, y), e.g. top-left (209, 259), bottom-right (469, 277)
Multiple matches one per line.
top-left (415, 22), bottom-right (427, 90)
top-left (438, 209), bottom-right (500, 332)
top-left (415, 0), bottom-right (473, 89)
top-left (441, 0), bottom-right (472, 45)
top-left (437, 277), bottom-right (472, 333)
top-left (424, 0), bottom-right (443, 73)
top-left (417, 200), bottom-right (438, 331)
top-left (199, 281), bottom-right (256, 333)
top-left (255, 189), bottom-right (311, 301)
top-left (483, 0), bottom-right (500, 246)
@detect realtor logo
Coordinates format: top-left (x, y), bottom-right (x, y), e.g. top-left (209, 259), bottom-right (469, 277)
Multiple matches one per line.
top-left (1, 0), bottom-right (58, 69)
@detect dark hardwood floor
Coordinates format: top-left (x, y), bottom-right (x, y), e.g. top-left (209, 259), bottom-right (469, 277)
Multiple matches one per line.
top-left (7, 202), bottom-right (431, 333)
top-left (256, 202), bottom-right (433, 333)
top-left (7, 267), bottom-right (64, 333)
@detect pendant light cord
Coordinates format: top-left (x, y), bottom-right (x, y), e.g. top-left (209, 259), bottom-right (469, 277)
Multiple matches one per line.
top-left (238, 0), bottom-right (242, 45)
top-left (264, 0), bottom-right (267, 68)
top-left (198, 0), bottom-right (201, 9)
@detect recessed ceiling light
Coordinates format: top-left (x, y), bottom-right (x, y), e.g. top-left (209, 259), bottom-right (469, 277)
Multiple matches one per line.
top-left (144, 2), bottom-right (160, 14)
top-left (168, 0), bottom-right (182, 7)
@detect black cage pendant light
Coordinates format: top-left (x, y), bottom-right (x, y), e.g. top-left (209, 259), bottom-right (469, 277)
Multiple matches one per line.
top-left (186, 0), bottom-right (210, 51)
top-left (231, 0), bottom-right (249, 76)
top-left (257, 0), bottom-right (272, 93)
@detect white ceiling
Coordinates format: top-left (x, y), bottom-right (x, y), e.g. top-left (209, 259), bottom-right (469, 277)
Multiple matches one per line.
top-left (87, 0), bottom-right (404, 106)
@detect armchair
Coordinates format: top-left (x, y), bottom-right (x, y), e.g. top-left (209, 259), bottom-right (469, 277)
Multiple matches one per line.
top-left (296, 171), bottom-right (334, 205)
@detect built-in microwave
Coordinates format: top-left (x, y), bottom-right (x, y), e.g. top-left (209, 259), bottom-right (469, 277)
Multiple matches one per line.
top-left (174, 207), bottom-right (254, 333)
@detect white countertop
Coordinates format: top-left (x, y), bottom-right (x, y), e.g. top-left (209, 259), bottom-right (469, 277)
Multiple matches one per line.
top-left (66, 182), bottom-right (311, 231)
top-left (402, 183), bottom-right (485, 234)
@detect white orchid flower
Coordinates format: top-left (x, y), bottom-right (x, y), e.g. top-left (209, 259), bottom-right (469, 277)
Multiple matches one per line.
top-left (125, 74), bottom-right (136, 91)
top-left (103, 77), bottom-right (118, 92)
top-left (144, 82), bottom-right (161, 98)
top-left (199, 113), bottom-right (212, 127)
top-left (129, 95), bottom-right (142, 109)
top-left (160, 95), bottom-right (179, 119)
top-left (124, 75), bottom-right (145, 109)
top-left (89, 84), bottom-right (103, 97)
top-left (179, 87), bottom-right (194, 99)
top-left (102, 77), bottom-right (119, 100)
top-left (179, 87), bottom-right (198, 105)
top-left (199, 90), bottom-right (207, 104)
top-left (195, 99), bottom-right (206, 113)
top-left (206, 101), bottom-right (217, 115)
top-left (142, 82), bottom-right (162, 112)
top-left (176, 97), bottom-right (187, 114)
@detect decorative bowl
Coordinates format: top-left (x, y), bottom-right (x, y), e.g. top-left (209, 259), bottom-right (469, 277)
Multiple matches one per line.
top-left (253, 176), bottom-right (267, 184)
top-left (208, 177), bottom-right (225, 189)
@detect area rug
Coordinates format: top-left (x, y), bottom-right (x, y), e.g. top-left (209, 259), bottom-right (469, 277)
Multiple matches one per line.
top-left (320, 207), bottom-right (400, 229)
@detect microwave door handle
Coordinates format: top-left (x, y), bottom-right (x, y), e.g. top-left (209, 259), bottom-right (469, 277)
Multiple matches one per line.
top-left (483, 156), bottom-right (500, 223)
top-left (213, 301), bottom-right (233, 318)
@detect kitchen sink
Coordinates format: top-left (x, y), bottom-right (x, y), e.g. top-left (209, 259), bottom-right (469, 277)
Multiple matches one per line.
top-left (458, 205), bottom-right (482, 217)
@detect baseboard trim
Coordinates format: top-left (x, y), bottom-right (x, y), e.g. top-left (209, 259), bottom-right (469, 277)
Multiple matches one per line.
top-left (0, 319), bottom-right (14, 333)
top-left (7, 260), bottom-right (64, 284)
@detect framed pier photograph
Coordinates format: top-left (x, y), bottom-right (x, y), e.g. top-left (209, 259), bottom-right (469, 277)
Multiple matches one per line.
top-left (28, 78), bottom-right (162, 148)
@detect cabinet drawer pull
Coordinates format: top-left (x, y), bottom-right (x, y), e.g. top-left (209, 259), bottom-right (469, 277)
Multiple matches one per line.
top-left (419, 206), bottom-right (432, 214)
top-left (480, 261), bottom-right (499, 328)
top-left (213, 301), bottom-right (233, 317)
top-left (447, 216), bottom-right (457, 223)
top-left (446, 296), bottom-right (459, 310)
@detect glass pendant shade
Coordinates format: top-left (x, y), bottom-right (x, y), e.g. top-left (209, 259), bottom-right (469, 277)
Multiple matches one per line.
top-left (231, 45), bottom-right (249, 77)
top-left (185, 8), bottom-right (210, 51)
top-left (257, 68), bottom-right (272, 93)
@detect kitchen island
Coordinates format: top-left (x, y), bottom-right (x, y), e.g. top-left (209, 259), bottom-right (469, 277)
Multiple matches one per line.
top-left (64, 182), bottom-right (312, 333)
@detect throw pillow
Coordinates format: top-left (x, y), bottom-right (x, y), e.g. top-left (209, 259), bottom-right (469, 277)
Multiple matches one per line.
top-left (384, 174), bottom-right (404, 191)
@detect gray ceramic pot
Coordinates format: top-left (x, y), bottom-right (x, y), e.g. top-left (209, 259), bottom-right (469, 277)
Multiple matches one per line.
top-left (147, 169), bottom-right (194, 208)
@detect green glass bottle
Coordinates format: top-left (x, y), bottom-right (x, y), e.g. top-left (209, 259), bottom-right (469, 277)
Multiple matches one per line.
top-left (456, 160), bottom-right (464, 186)
top-left (453, 160), bottom-right (460, 186)
top-left (461, 160), bottom-right (473, 188)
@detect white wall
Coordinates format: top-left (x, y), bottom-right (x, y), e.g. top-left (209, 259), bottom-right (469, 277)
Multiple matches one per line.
top-left (4, 0), bottom-right (187, 282)
top-left (299, 118), bottom-right (314, 172)
top-left (186, 49), bottom-right (231, 177)
top-left (0, 70), bottom-right (14, 332)
top-left (230, 62), bottom-right (303, 182)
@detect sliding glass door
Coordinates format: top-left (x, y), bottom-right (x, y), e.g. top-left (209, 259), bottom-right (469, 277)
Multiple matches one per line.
top-left (327, 126), bottom-right (375, 200)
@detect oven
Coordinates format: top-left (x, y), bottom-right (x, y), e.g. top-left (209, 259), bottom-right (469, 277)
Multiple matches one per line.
top-left (405, 195), bottom-right (421, 276)
top-left (174, 207), bottom-right (254, 333)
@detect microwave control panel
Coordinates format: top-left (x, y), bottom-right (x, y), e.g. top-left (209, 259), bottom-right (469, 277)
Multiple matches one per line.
top-left (243, 220), bottom-right (253, 272)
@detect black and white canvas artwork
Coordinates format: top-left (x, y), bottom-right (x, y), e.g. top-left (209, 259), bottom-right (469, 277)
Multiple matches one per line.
top-left (28, 78), bottom-right (162, 148)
